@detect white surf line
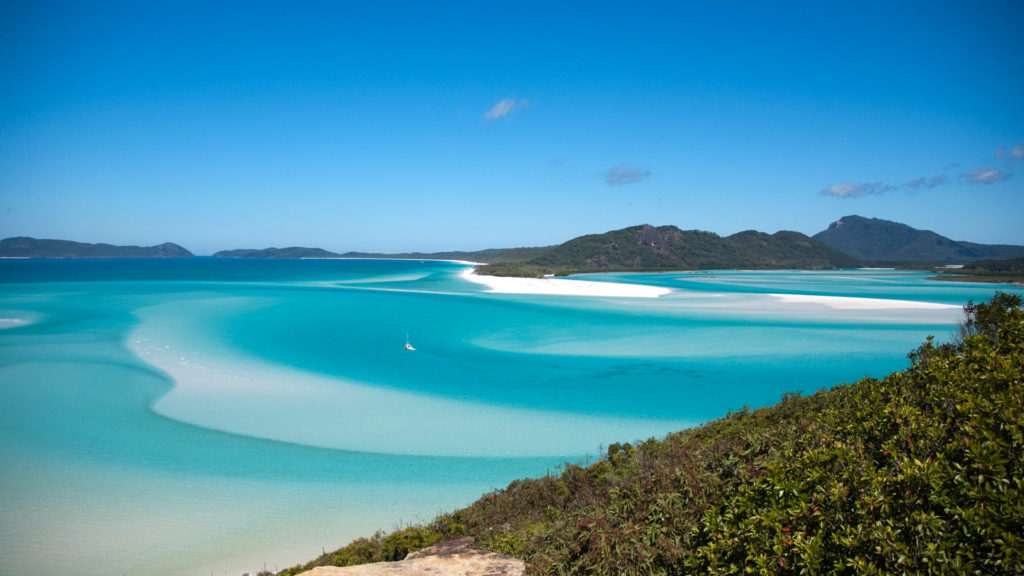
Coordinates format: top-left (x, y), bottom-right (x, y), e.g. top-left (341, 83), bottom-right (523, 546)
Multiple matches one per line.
top-left (768, 293), bottom-right (960, 310)
top-left (0, 318), bottom-right (30, 329)
top-left (461, 269), bottom-right (670, 298)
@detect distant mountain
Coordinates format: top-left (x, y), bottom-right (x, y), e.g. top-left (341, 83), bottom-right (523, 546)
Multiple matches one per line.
top-left (813, 215), bottom-right (1024, 263)
top-left (0, 237), bottom-right (193, 258)
top-left (213, 247), bottom-right (343, 258)
top-left (212, 246), bottom-right (551, 262)
top-left (480, 224), bottom-right (859, 276)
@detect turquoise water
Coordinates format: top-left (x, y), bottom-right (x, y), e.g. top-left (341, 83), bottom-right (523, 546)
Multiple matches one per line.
top-left (1, 259), bottom-right (1019, 575)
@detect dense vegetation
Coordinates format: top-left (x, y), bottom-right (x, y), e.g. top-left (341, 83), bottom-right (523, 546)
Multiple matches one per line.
top-left (936, 257), bottom-right (1024, 284)
top-left (282, 293), bottom-right (1024, 575)
top-left (0, 236), bottom-right (193, 258)
top-left (813, 215), bottom-right (1024, 263)
top-left (478, 225), bottom-right (859, 276)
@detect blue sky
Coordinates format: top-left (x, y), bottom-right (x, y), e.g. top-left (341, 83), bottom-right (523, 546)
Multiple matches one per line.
top-left (1, 1), bottom-right (1022, 254)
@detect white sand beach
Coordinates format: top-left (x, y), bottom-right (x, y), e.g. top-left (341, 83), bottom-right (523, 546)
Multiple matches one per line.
top-left (769, 293), bottom-right (960, 310)
top-left (460, 268), bottom-right (670, 298)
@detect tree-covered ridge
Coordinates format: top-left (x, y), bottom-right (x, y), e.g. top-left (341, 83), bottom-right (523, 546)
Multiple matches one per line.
top-left (479, 224), bottom-right (859, 276)
top-left (935, 256), bottom-right (1024, 285)
top-left (0, 236), bottom-right (193, 258)
top-left (283, 293), bottom-right (1024, 575)
top-left (813, 215), bottom-right (1024, 263)
top-left (961, 256), bottom-right (1024, 275)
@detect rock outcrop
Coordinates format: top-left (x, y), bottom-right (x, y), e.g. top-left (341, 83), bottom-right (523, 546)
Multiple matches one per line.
top-left (297, 538), bottom-right (523, 576)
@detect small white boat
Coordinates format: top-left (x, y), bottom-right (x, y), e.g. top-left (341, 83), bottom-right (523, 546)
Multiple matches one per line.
top-left (405, 334), bottom-right (415, 351)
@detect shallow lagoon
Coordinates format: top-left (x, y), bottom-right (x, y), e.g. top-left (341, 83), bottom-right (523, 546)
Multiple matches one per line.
top-left (1, 259), bottom-right (1019, 575)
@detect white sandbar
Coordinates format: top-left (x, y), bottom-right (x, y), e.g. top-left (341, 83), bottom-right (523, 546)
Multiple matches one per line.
top-left (461, 269), bottom-right (670, 298)
top-left (129, 298), bottom-right (689, 458)
top-left (769, 293), bottom-right (959, 310)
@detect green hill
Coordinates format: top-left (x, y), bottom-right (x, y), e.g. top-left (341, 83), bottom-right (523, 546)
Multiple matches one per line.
top-left (813, 215), bottom-right (1024, 263)
top-left (0, 236), bottom-right (193, 258)
top-left (281, 293), bottom-right (1024, 575)
top-left (480, 224), bottom-right (859, 276)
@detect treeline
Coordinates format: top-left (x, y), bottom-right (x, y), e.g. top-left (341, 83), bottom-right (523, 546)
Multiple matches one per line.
top-left (281, 294), bottom-right (1024, 575)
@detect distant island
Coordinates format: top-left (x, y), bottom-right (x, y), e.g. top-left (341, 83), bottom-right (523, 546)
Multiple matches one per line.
top-left (5, 216), bottom-right (1022, 283)
top-left (212, 247), bottom-right (344, 259)
top-left (476, 217), bottom-right (1024, 281)
top-left (213, 246), bottom-right (551, 263)
top-left (0, 237), bottom-right (192, 258)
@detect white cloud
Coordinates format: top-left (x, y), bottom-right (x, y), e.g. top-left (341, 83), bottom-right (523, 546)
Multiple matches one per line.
top-left (820, 181), bottom-right (890, 198)
top-left (604, 163), bottom-right (651, 186)
top-left (906, 174), bottom-right (948, 190)
top-left (484, 97), bottom-right (528, 121)
top-left (1010, 142), bottom-right (1024, 162)
top-left (964, 167), bottom-right (1011, 184)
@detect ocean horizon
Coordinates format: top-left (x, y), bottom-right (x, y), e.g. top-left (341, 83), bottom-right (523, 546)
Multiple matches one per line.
top-left (1, 259), bottom-right (1020, 576)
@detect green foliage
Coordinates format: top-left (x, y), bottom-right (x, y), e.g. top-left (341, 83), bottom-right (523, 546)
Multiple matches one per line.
top-left (288, 294), bottom-right (1024, 575)
top-left (474, 263), bottom-right (554, 278)
top-left (938, 257), bottom-right (1024, 284)
top-left (278, 526), bottom-right (444, 575)
top-left (963, 256), bottom-right (1024, 274)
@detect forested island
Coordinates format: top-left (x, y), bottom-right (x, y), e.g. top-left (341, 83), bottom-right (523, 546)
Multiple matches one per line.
top-left (281, 293), bottom-right (1024, 575)
top-left (0, 237), bottom-right (192, 258)
top-left (477, 224), bottom-right (859, 277)
top-left (213, 247), bottom-right (345, 258)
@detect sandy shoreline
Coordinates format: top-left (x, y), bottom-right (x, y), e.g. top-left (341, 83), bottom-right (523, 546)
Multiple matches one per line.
top-left (460, 268), bottom-right (670, 298)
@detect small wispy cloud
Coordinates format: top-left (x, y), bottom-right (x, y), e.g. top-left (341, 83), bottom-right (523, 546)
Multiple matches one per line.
top-left (484, 97), bottom-right (528, 121)
top-left (822, 141), bottom-right (1021, 199)
top-left (604, 163), bottom-right (651, 186)
top-left (1008, 142), bottom-right (1024, 163)
top-left (964, 167), bottom-right (1011, 184)
top-left (822, 174), bottom-right (952, 198)
top-left (820, 181), bottom-right (891, 198)
top-left (906, 174), bottom-right (948, 190)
